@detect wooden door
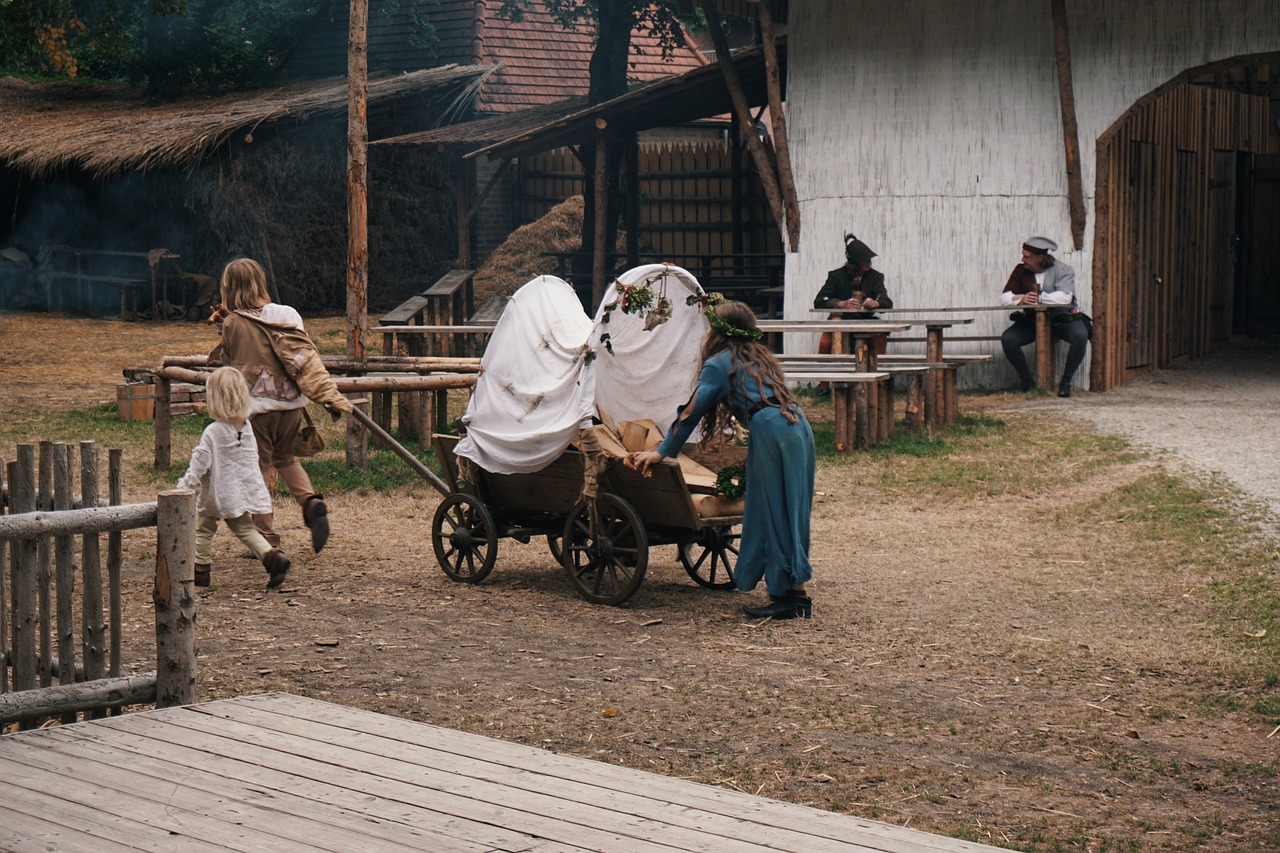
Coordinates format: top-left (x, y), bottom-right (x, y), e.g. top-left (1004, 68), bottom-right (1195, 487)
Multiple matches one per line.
top-left (1126, 141), bottom-right (1160, 371)
top-left (1207, 151), bottom-right (1237, 344)
top-left (1246, 155), bottom-right (1280, 336)
top-left (1168, 150), bottom-right (1198, 363)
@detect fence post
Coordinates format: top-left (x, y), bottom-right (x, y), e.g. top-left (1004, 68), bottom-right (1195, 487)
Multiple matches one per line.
top-left (153, 489), bottom-right (195, 708)
top-left (11, 445), bottom-right (37, 693)
top-left (80, 441), bottom-right (105, 693)
top-left (154, 375), bottom-right (171, 470)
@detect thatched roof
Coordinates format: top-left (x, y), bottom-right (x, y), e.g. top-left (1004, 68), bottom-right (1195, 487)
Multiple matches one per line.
top-left (0, 64), bottom-right (494, 178)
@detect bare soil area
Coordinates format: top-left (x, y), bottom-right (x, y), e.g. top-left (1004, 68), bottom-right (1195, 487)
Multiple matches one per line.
top-left (2, 312), bottom-right (1278, 852)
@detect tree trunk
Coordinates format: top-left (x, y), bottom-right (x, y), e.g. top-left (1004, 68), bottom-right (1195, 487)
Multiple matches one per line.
top-left (346, 0), bottom-right (370, 469)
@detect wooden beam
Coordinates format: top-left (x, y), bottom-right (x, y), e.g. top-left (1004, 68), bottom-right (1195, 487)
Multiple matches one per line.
top-left (700, 0), bottom-right (788, 249)
top-left (751, 0), bottom-right (799, 252)
top-left (592, 132), bottom-right (609, 308)
top-left (1051, 0), bottom-right (1087, 250)
top-left (466, 157), bottom-right (513, 220)
top-left (346, 0), bottom-right (370, 468)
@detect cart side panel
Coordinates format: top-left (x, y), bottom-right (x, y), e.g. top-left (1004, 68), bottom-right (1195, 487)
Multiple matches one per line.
top-left (605, 460), bottom-right (704, 530)
top-left (484, 451), bottom-right (585, 517)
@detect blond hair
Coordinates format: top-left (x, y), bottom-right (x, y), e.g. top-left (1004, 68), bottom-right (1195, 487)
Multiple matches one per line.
top-left (220, 257), bottom-right (272, 311)
top-left (205, 366), bottom-right (251, 421)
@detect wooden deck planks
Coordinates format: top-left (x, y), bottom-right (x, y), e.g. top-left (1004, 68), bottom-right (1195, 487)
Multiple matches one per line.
top-left (0, 694), bottom-right (1005, 853)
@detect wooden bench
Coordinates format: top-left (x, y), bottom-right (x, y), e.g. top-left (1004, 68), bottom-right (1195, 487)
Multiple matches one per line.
top-left (781, 368), bottom-right (892, 452)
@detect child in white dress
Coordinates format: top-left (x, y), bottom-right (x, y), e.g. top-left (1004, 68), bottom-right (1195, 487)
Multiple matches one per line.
top-left (177, 367), bottom-right (292, 589)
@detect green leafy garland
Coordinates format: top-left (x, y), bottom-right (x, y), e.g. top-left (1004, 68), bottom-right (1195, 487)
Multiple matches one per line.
top-left (688, 291), bottom-right (763, 341)
top-left (715, 463), bottom-right (747, 500)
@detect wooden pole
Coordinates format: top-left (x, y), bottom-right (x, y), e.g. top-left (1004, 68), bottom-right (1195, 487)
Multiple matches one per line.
top-left (1051, 0), bottom-right (1087, 250)
top-left (10, 445), bottom-right (36, 694)
top-left (153, 489), bottom-right (195, 709)
top-left (108, 449), bottom-right (122, 680)
top-left (592, 129), bottom-right (609, 309)
top-left (51, 444), bottom-right (74, 714)
top-left (456, 157), bottom-right (473, 270)
top-left (36, 441), bottom-right (52, 688)
top-left (346, 0), bottom-right (370, 469)
top-left (750, 0), bottom-right (800, 251)
top-left (700, 0), bottom-right (788, 248)
top-left (80, 441), bottom-right (105, 693)
top-left (153, 374), bottom-right (171, 470)
top-left (0, 461), bottom-right (6, 694)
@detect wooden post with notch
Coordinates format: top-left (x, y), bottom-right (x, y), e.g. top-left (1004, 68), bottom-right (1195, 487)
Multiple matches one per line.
top-left (346, 0), bottom-right (370, 468)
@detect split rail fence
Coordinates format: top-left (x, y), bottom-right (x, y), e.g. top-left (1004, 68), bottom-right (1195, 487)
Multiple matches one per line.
top-left (1, 440), bottom-right (196, 729)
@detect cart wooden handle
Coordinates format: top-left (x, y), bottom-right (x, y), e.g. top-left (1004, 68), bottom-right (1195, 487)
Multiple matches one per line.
top-left (347, 404), bottom-right (452, 497)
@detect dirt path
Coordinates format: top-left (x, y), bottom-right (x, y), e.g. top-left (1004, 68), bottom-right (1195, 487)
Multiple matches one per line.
top-left (985, 338), bottom-right (1280, 525)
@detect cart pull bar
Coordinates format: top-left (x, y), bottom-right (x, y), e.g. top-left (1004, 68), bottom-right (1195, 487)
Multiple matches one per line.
top-left (347, 404), bottom-right (452, 497)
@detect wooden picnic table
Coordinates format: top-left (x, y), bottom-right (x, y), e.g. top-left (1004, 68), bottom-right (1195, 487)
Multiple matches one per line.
top-left (816, 312), bottom-right (977, 429)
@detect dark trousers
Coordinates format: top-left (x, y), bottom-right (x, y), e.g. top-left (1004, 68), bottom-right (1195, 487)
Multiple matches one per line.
top-left (1001, 319), bottom-right (1089, 389)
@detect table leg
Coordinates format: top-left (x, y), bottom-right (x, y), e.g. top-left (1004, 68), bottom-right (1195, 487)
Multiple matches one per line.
top-left (854, 383), bottom-right (871, 450)
top-left (878, 377), bottom-right (893, 441)
top-left (1035, 310), bottom-right (1054, 390)
top-left (925, 325), bottom-right (945, 431)
top-left (832, 385), bottom-right (852, 454)
top-left (905, 373), bottom-right (925, 429)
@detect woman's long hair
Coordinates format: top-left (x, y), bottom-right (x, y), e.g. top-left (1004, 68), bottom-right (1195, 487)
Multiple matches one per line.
top-left (220, 258), bottom-right (272, 311)
top-left (696, 301), bottom-right (799, 445)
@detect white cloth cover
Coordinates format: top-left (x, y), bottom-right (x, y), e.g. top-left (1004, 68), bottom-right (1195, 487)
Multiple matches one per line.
top-left (589, 264), bottom-right (708, 438)
top-left (453, 276), bottom-right (597, 474)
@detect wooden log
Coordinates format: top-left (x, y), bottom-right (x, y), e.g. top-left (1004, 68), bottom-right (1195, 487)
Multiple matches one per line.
top-left (854, 384), bottom-right (871, 451)
top-left (904, 373), bottom-right (925, 430)
top-left (154, 366), bottom-right (477, 393)
top-left (52, 444), bottom-right (74, 704)
top-left (108, 449), bottom-right (122, 679)
top-left (162, 354), bottom-right (482, 371)
top-left (153, 490), bottom-right (196, 708)
top-left (592, 131), bottom-right (609, 308)
top-left (80, 442), bottom-right (105, 692)
top-left (36, 441), bottom-right (52, 688)
top-left (0, 672), bottom-right (157, 724)
top-left (0, 502), bottom-right (158, 541)
top-left (10, 445), bottom-right (37, 694)
top-left (154, 374), bottom-right (172, 470)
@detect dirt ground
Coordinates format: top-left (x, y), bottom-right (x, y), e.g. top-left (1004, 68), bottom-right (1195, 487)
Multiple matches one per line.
top-left (2, 312), bottom-right (1279, 852)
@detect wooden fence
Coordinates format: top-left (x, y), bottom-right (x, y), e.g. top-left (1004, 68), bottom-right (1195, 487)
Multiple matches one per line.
top-left (0, 441), bottom-right (196, 728)
top-left (518, 140), bottom-right (783, 259)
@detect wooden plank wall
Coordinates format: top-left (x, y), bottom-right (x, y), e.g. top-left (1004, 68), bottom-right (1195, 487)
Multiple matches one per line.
top-left (1091, 84), bottom-right (1273, 390)
top-left (517, 141), bottom-right (782, 259)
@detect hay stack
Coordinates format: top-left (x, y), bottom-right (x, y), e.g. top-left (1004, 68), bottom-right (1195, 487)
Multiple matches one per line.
top-left (473, 196), bottom-right (586, 303)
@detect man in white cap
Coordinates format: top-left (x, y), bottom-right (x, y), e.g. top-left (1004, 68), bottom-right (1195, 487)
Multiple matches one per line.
top-left (997, 236), bottom-right (1090, 397)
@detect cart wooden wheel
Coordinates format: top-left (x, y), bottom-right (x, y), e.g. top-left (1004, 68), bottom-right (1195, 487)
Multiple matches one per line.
top-left (432, 493), bottom-right (498, 583)
top-left (546, 533), bottom-right (564, 563)
top-left (678, 525), bottom-right (739, 590)
top-left (561, 493), bottom-right (648, 605)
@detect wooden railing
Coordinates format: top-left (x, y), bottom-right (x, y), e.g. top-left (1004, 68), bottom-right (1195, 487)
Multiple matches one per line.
top-left (0, 441), bottom-right (196, 728)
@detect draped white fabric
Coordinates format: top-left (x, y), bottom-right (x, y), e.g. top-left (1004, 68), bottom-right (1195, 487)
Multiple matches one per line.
top-left (589, 264), bottom-right (708, 438)
top-left (453, 276), bottom-right (597, 474)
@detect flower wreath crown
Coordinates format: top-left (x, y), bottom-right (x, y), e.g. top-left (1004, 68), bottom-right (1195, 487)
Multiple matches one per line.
top-left (687, 292), bottom-right (763, 341)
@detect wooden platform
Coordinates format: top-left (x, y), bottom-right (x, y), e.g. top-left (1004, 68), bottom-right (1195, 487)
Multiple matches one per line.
top-left (0, 693), bottom-right (1003, 852)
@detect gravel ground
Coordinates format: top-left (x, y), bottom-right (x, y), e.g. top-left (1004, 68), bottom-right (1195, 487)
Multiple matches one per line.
top-left (987, 338), bottom-right (1280, 523)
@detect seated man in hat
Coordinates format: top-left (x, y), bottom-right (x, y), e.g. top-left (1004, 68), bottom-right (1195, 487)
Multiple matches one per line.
top-left (998, 236), bottom-right (1090, 397)
top-left (812, 235), bottom-right (893, 391)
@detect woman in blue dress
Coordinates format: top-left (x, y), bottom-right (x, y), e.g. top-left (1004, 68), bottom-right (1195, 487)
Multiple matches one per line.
top-left (626, 300), bottom-right (816, 620)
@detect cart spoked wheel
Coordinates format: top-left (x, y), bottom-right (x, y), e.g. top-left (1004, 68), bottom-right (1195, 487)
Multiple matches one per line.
top-left (561, 493), bottom-right (648, 605)
top-left (678, 525), bottom-right (739, 590)
top-left (432, 493), bottom-right (498, 583)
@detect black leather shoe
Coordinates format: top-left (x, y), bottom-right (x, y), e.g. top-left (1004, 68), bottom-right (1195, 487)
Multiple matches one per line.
top-left (194, 563), bottom-right (211, 587)
top-left (303, 496), bottom-right (329, 553)
top-left (1058, 383), bottom-right (1071, 398)
top-left (263, 549), bottom-right (291, 589)
top-left (1018, 379), bottom-right (1036, 393)
top-left (743, 595), bottom-right (812, 620)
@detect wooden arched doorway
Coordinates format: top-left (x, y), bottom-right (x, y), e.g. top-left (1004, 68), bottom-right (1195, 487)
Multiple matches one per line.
top-left (1090, 54), bottom-right (1280, 390)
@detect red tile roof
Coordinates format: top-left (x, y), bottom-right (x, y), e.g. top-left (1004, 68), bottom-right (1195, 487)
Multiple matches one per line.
top-left (283, 1), bottom-right (706, 114)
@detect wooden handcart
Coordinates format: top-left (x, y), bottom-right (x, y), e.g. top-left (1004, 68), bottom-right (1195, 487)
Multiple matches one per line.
top-left (430, 432), bottom-right (744, 606)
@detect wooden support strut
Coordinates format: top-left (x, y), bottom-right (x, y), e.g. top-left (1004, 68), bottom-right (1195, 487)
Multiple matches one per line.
top-left (699, 0), bottom-right (789, 250)
top-left (749, 0), bottom-right (800, 251)
top-left (1052, 0), bottom-right (1087, 250)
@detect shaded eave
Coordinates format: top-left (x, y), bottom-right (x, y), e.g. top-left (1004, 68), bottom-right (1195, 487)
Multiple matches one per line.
top-left (376, 39), bottom-right (785, 161)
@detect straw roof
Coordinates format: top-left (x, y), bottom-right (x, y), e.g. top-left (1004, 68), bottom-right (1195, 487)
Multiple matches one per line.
top-left (0, 64), bottom-right (493, 178)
